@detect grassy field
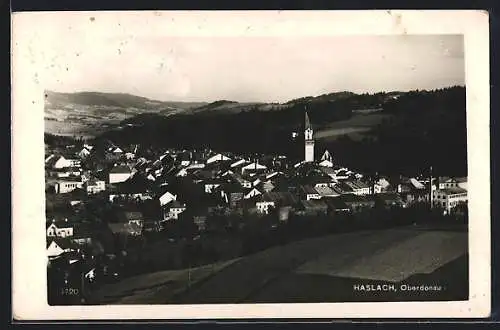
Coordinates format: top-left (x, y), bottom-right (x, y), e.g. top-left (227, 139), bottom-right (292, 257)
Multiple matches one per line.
top-left (87, 224), bottom-right (468, 304)
top-left (88, 259), bottom-right (240, 304)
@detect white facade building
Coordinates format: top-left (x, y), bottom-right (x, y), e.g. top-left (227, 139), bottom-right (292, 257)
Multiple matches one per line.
top-left (433, 187), bottom-right (468, 214)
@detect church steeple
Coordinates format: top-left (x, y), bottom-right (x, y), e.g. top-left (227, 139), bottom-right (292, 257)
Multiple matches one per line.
top-left (305, 112), bottom-right (312, 131)
top-left (304, 111), bottom-right (315, 162)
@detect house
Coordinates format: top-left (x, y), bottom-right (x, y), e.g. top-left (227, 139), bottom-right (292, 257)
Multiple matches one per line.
top-left (300, 200), bottom-right (328, 216)
top-left (55, 167), bottom-right (82, 178)
top-left (219, 182), bottom-right (245, 207)
top-left (142, 220), bottom-right (163, 233)
top-left (206, 153), bottom-right (231, 164)
top-left (71, 224), bottom-right (94, 246)
top-left (86, 178), bottom-right (106, 194)
top-left (255, 191), bottom-right (299, 214)
top-left (340, 194), bottom-right (375, 212)
top-left (438, 177), bottom-right (468, 191)
top-left (314, 186), bottom-right (340, 198)
top-left (55, 177), bottom-right (84, 194)
top-left (108, 175), bottom-right (153, 202)
top-left (122, 211), bottom-right (145, 227)
top-left (401, 189), bottom-right (430, 206)
top-left (194, 215), bottom-right (208, 232)
top-left (47, 238), bottom-right (76, 258)
top-left (159, 190), bottom-right (177, 206)
top-left (107, 222), bottom-right (143, 236)
top-left (203, 178), bottom-right (222, 193)
top-left (78, 147), bottom-right (91, 159)
top-left (241, 161), bottom-right (267, 175)
top-left (163, 200), bottom-right (187, 220)
top-left (46, 220), bottom-right (74, 238)
top-left (261, 180), bottom-right (276, 193)
top-left (432, 187), bottom-right (468, 214)
top-left (244, 187), bottom-right (262, 199)
top-left (343, 180), bottom-right (371, 196)
top-left (375, 193), bottom-right (404, 208)
top-left (232, 173), bottom-right (252, 189)
top-left (324, 197), bottom-right (351, 215)
top-left (107, 211), bottom-right (145, 236)
top-left (373, 177), bottom-right (391, 193)
top-left (109, 165), bottom-right (132, 184)
top-left (49, 155), bottom-right (81, 169)
top-left (300, 185), bottom-right (321, 201)
top-left (230, 159), bottom-right (247, 169)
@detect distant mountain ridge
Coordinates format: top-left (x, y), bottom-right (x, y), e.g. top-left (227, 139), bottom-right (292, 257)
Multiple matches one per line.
top-left (45, 90), bottom-right (207, 110)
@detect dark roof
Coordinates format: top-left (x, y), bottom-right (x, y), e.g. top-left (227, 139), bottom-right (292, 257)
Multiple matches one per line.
top-left (167, 200), bottom-right (186, 209)
top-left (124, 211), bottom-right (144, 221)
top-left (438, 187), bottom-right (467, 195)
top-left (301, 200), bottom-right (327, 209)
top-left (323, 197), bottom-right (350, 210)
top-left (340, 194), bottom-right (372, 204)
top-left (57, 176), bottom-right (83, 183)
top-left (301, 185), bottom-right (319, 195)
top-left (110, 165), bottom-right (131, 174)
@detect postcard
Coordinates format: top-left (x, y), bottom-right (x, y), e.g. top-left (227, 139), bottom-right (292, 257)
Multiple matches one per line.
top-left (11, 10), bottom-right (490, 320)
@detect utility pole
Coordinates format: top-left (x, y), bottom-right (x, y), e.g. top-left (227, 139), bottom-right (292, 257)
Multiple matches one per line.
top-left (429, 166), bottom-right (433, 209)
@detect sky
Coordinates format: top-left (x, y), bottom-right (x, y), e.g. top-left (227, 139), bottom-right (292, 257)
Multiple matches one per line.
top-left (45, 35), bottom-right (464, 103)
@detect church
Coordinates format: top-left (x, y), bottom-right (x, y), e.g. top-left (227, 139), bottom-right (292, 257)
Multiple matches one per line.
top-left (304, 111), bottom-right (334, 166)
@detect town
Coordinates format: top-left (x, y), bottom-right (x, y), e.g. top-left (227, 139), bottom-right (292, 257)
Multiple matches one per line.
top-left (45, 112), bottom-right (468, 305)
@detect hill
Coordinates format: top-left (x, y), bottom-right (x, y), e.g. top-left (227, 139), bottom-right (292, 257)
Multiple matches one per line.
top-left (88, 225), bottom-right (468, 304)
top-left (44, 91), bottom-right (207, 137)
top-left (45, 91), bottom-right (206, 110)
top-left (96, 86), bottom-right (466, 177)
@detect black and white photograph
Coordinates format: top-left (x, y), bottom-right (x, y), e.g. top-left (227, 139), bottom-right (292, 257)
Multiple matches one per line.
top-left (12, 10), bottom-right (490, 319)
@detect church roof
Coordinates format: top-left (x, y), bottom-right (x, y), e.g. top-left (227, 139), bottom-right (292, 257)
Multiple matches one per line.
top-left (305, 112), bottom-right (312, 130)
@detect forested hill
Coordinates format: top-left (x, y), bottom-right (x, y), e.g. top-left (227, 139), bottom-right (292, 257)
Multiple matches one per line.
top-left (94, 86), bottom-right (466, 177)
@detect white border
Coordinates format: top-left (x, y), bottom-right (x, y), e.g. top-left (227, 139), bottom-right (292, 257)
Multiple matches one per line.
top-left (11, 10), bottom-right (490, 320)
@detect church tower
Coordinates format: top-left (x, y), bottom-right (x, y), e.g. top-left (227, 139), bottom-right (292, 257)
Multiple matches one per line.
top-left (304, 112), bottom-right (315, 162)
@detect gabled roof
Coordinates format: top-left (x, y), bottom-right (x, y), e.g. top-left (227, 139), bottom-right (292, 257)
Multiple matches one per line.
top-left (110, 165), bottom-right (131, 174)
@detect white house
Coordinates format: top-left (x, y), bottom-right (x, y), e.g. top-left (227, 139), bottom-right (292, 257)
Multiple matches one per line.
top-left (344, 180), bottom-right (371, 196)
top-left (86, 179), bottom-right (106, 194)
top-left (46, 239), bottom-right (74, 258)
top-left (256, 200), bottom-right (275, 214)
top-left (109, 165), bottom-right (132, 184)
top-left (78, 147), bottom-right (91, 159)
top-left (207, 153), bottom-right (231, 164)
top-left (314, 186), bottom-right (340, 198)
top-left (46, 221), bottom-right (74, 238)
top-left (176, 168), bottom-right (188, 177)
top-left (52, 156), bottom-right (81, 169)
top-left (433, 187), bottom-right (468, 214)
top-left (241, 162), bottom-right (267, 174)
top-left (159, 191), bottom-right (177, 206)
top-left (55, 178), bottom-right (84, 194)
top-left (163, 200), bottom-right (186, 220)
